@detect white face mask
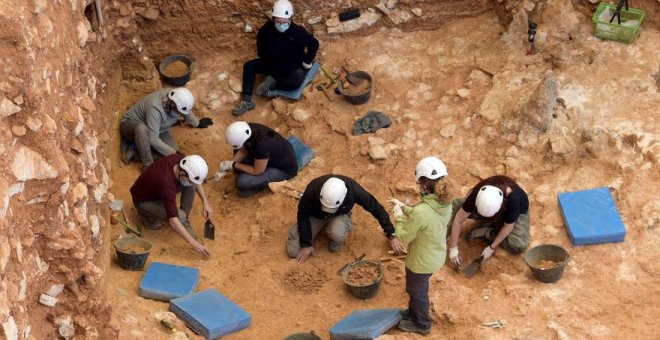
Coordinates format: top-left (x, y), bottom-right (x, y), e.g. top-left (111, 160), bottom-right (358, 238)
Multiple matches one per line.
top-left (321, 205), bottom-right (338, 214)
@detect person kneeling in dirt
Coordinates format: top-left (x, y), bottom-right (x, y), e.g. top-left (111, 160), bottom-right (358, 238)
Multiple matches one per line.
top-left (390, 156), bottom-right (452, 335)
top-left (231, 0), bottom-right (319, 116)
top-left (447, 175), bottom-right (529, 270)
top-left (216, 121), bottom-right (298, 197)
top-left (286, 175), bottom-right (405, 264)
top-left (120, 87), bottom-right (214, 168)
top-left (130, 154), bottom-right (212, 258)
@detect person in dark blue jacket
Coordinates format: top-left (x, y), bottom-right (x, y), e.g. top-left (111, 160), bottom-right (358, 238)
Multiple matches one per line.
top-left (232, 0), bottom-right (319, 116)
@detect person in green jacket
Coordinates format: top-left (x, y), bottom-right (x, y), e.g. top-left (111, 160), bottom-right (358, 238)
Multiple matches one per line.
top-left (389, 156), bottom-right (452, 336)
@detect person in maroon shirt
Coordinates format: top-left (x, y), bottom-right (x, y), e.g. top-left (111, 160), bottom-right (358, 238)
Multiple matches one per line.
top-left (130, 154), bottom-right (212, 257)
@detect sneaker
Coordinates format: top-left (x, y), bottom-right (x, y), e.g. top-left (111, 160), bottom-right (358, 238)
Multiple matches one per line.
top-left (466, 226), bottom-right (494, 241)
top-left (400, 309), bottom-right (411, 320)
top-left (397, 319), bottom-right (431, 335)
top-left (232, 100), bottom-right (256, 116)
top-left (255, 76), bottom-right (276, 97)
top-left (328, 241), bottom-right (343, 253)
top-left (120, 140), bottom-right (136, 165)
top-left (141, 216), bottom-right (162, 230)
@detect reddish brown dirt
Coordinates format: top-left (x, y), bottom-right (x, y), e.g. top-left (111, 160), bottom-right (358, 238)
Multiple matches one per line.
top-left (346, 263), bottom-right (381, 286)
top-left (162, 61), bottom-right (189, 78)
top-left (102, 9), bottom-right (660, 339)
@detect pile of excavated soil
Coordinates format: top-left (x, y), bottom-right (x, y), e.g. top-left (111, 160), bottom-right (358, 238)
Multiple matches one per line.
top-left (345, 263), bottom-right (381, 286)
top-left (341, 78), bottom-right (370, 96)
top-left (163, 60), bottom-right (189, 77)
top-left (282, 267), bottom-right (329, 295)
top-left (538, 259), bottom-right (561, 269)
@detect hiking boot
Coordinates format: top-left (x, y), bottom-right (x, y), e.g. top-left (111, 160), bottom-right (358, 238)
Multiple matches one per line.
top-left (466, 226), bottom-right (494, 242)
top-left (255, 76), bottom-right (276, 97)
top-left (120, 140), bottom-right (136, 165)
top-left (328, 241), bottom-right (343, 253)
top-left (400, 309), bottom-right (411, 320)
top-left (397, 319), bottom-right (431, 335)
top-left (232, 100), bottom-right (255, 116)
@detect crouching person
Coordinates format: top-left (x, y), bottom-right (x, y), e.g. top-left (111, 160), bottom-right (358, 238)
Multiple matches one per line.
top-left (130, 154), bottom-right (211, 258)
top-left (389, 157), bottom-right (452, 335)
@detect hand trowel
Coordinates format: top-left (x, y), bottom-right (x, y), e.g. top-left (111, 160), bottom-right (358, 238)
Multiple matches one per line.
top-left (204, 219), bottom-right (215, 240)
top-left (337, 253), bottom-right (366, 276)
top-left (463, 256), bottom-right (484, 279)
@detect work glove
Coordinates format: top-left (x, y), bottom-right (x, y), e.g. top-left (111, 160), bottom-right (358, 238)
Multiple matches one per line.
top-left (220, 160), bottom-right (235, 172)
top-left (302, 61), bottom-right (313, 70)
top-left (481, 245), bottom-right (495, 260)
top-left (197, 117), bottom-right (214, 129)
top-left (449, 246), bottom-right (462, 269)
top-left (392, 204), bottom-right (403, 218)
top-left (213, 171), bottom-right (227, 182)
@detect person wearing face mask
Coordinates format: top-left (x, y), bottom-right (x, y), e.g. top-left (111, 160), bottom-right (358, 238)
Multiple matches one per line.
top-left (130, 154), bottom-right (212, 258)
top-left (389, 156), bottom-right (452, 335)
top-left (286, 175), bottom-right (406, 264)
top-left (120, 87), bottom-right (214, 168)
top-left (232, 0), bottom-right (319, 116)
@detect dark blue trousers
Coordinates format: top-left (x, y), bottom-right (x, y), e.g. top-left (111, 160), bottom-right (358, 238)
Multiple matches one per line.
top-left (406, 267), bottom-right (433, 329)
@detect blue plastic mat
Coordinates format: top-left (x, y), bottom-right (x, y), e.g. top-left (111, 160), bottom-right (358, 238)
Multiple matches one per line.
top-left (169, 289), bottom-right (251, 339)
top-left (558, 187), bottom-right (626, 245)
top-left (139, 262), bottom-right (199, 301)
top-left (287, 134), bottom-right (316, 171)
top-left (267, 62), bottom-right (320, 100)
top-left (329, 309), bottom-right (402, 340)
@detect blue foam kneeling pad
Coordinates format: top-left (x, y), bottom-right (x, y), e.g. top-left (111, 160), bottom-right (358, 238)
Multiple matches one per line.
top-left (288, 134), bottom-right (316, 170)
top-left (558, 187), bottom-right (626, 246)
top-left (329, 308), bottom-right (402, 340)
top-left (139, 262), bottom-right (199, 301)
top-left (169, 289), bottom-right (251, 339)
top-left (267, 62), bottom-right (320, 100)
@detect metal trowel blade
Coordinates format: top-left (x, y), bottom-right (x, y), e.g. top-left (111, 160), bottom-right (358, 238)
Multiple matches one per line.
top-left (204, 220), bottom-right (215, 240)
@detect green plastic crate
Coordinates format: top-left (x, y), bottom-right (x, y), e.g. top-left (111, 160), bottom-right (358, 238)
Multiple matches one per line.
top-left (592, 2), bottom-right (645, 44)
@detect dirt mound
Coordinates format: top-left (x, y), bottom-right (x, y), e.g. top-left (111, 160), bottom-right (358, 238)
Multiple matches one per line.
top-left (282, 267), bottom-right (330, 295)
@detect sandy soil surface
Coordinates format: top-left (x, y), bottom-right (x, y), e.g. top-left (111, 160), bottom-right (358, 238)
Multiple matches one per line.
top-left (105, 13), bottom-right (659, 339)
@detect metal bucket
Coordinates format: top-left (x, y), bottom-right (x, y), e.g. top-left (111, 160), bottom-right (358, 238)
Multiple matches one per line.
top-left (341, 260), bottom-right (384, 299)
top-left (523, 244), bottom-right (569, 283)
top-left (114, 237), bottom-right (152, 271)
top-left (338, 71), bottom-right (372, 105)
top-left (159, 54), bottom-right (193, 87)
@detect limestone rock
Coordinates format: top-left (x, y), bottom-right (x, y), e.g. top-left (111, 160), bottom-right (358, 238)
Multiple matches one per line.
top-left (137, 8), bottom-right (160, 21)
top-left (499, 9), bottom-right (527, 52)
top-left (292, 108), bottom-right (310, 122)
top-left (228, 76), bottom-right (242, 93)
top-left (367, 136), bottom-right (385, 147)
top-left (0, 237), bottom-right (9, 272)
top-left (71, 182), bottom-right (88, 203)
top-left (440, 124), bottom-right (456, 138)
top-left (11, 125), bottom-right (26, 137)
top-left (90, 215), bottom-right (100, 239)
top-left (342, 11), bottom-right (382, 33)
top-left (541, 0), bottom-right (580, 39)
top-left (76, 21), bottom-right (89, 47)
top-left (0, 96), bottom-right (21, 118)
top-left (271, 98), bottom-right (288, 115)
top-left (307, 16), bottom-right (323, 25)
top-left (456, 88), bottom-right (470, 98)
top-left (385, 0), bottom-right (398, 10)
top-left (519, 71), bottom-right (557, 132)
top-left (412, 8), bottom-right (423, 17)
top-left (39, 294), bottom-right (58, 307)
top-left (326, 17), bottom-right (340, 27)
top-left (30, 0), bottom-right (47, 14)
top-left (1, 316), bottom-right (17, 340)
top-left (26, 117), bottom-right (42, 131)
top-left (368, 145), bottom-right (387, 160)
top-left (55, 315), bottom-right (75, 338)
top-left (549, 132), bottom-right (575, 155)
top-left (11, 147), bottom-right (58, 181)
top-left (0, 179), bottom-right (8, 220)
top-left (79, 95), bottom-right (96, 112)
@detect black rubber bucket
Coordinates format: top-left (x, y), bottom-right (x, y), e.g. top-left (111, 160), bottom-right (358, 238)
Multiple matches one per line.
top-left (338, 71), bottom-right (373, 105)
top-left (342, 260), bottom-right (384, 299)
top-left (523, 244), bottom-right (569, 283)
top-left (158, 55), bottom-right (193, 87)
top-left (114, 237), bottom-right (152, 271)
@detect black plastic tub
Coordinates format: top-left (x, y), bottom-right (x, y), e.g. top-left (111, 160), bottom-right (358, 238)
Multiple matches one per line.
top-left (342, 260), bottom-right (384, 299)
top-left (338, 71), bottom-right (372, 105)
top-left (114, 237), bottom-right (152, 271)
top-left (523, 244), bottom-right (569, 283)
top-left (159, 54), bottom-right (193, 87)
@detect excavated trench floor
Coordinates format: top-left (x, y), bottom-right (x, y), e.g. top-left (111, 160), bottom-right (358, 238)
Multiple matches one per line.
top-left (104, 12), bottom-right (659, 339)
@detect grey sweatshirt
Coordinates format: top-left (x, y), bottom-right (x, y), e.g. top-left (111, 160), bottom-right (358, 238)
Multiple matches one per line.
top-left (121, 89), bottom-right (199, 155)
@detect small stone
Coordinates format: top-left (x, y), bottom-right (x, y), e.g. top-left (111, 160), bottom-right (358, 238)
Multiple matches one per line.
top-left (11, 125), bottom-right (26, 137)
top-left (0, 96), bottom-right (21, 118)
top-left (483, 295), bottom-right (490, 300)
top-left (119, 4), bottom-right (131, 16)
top-left (79, 95), bottom-right (96, 112)
top-left (457, 88), bottom-right (470, 98)
top-left (117, 18), bottom-right (131, 28)
top-left (46, 284), bottom-right (65, 298)
top-left (411, 8), bottom-right (423, 17)
top-left (368, 145), bottom-right (387, 160)
top-left (271, 98), bottom-right (288, 115)
top-left (307, 16), bottom-right (323, 25)
top-left (12, 96), bottom-right (23, 105)
top-left (386, 0), bottom-right (398, 10)
top-left (76, 21), bottom-right (89, 47)
top-left (57, 316), bottom-right (75, 338)
top-left (440, 124), bottom-right (456, 138)
top-left (138, 8), bottom-right (160, 21)
top-left (326, 17), bottom-right (340, 27)
top-left (1, 316), bottom-right (17, 340)
top-left (39, 294), bottom-right (58, 307)
top-left (244, 23), bottom-right (253, 33)
top-left (228, 76), bottom-right (242, 93)
top-left (367, 136), bottom-right (385, 147)
top-left (292, 108), bottom-right (310, 122)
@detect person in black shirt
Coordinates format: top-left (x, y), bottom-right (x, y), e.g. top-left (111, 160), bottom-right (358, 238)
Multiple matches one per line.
top-left (232, 0), bottom-right (319, 116)
top-left (447, 176), bottom-right (530, 269)
top-left (286, 175), bottom-right (406, 263)
top-left (218, 121), bottom-right (298, 197)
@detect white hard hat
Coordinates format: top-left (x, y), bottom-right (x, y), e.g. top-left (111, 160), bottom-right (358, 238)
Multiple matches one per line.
top-left (475, 185), bottom-right (504, 217)
top-left (320, 177), bottom-right (347, 211)
top-left (272, 0), bottom-right (293, 19)
top-left (225, 121), bottom-right (252, 149)
top-left (415, 156), bottom-right (448, 180)
top-left (168, 88), bottom-right (194, 115)
top-left (179, 155), bottom-right (208, 184)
